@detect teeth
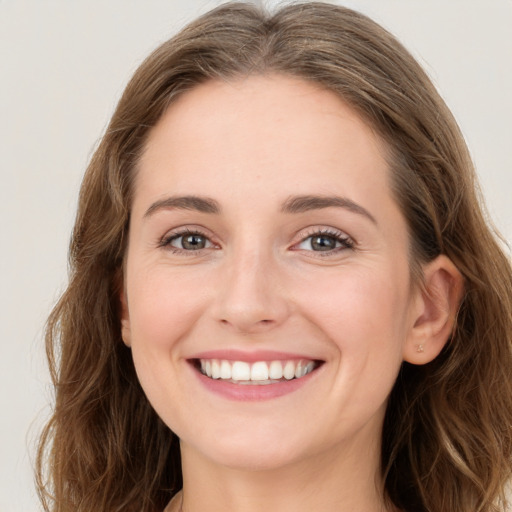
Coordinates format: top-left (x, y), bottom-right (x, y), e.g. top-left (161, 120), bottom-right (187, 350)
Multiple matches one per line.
top-left (211, 360), bottom-right (220, 379)
top-left (231, 361), bottom-right (250, 380)
top-left (220, 360), bottom-right (231, 379)
top-left (251, 361), bottom-right (269, 381)
top-left (198, 358), bottom-right (317, 383)
top-left (283, 361), bottom-right (295, 380)
top-left (269, 360), bottom-right (283, 379)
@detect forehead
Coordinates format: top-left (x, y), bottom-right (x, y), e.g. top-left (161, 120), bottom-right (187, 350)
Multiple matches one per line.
top-left (135, 74), bottom-right (392, 212)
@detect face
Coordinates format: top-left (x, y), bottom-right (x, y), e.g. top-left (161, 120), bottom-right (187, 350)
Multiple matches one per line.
top-left (121, 75), bottom-right (421, 471)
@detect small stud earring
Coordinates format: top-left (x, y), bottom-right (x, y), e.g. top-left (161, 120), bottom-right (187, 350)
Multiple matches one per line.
top-left (416, 344), bottom-right (425, 353)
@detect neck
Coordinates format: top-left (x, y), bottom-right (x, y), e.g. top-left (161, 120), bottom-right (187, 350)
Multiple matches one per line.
top-left (177, 433), bottom-right (392, 512)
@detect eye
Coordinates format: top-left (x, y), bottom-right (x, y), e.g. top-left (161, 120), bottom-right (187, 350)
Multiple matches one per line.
top-left (163, 231), bottom-right (214, 251)
top-left (295, 230), bottom-right (354, 252)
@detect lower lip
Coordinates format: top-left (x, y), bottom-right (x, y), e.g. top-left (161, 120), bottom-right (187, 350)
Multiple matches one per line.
top-left (191, 365), bottom-right (319, 401)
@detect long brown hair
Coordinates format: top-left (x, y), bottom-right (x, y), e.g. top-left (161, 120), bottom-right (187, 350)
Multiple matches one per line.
top-left (36, 2), bottom-right (512, 511)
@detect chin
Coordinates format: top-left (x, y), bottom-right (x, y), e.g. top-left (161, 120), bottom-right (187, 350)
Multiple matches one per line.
top-left (182, 422), bottom-right (314, 472)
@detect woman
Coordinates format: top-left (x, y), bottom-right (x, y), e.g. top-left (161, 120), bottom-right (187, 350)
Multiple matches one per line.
top-left (36, 2), bottom-right (512, 511)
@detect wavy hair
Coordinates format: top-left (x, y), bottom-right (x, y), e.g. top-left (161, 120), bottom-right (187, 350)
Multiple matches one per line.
top-left (36, 2), bottom-right (512, 511)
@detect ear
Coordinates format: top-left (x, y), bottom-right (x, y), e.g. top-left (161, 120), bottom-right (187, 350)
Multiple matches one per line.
top-left (120, 287), bottom-right (132, 347)
top-left (403, 255), bottom-right (464, 365)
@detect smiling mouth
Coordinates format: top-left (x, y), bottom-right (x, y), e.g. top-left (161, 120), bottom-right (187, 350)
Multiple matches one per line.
top-left (192, 358), bottom-right (322, 385)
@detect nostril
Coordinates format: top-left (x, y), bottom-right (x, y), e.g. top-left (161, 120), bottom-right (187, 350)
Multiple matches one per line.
top-left (219, 318), bottom-right (273, 326)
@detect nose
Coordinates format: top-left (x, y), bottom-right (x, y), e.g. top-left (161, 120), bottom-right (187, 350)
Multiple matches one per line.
top-left (211, 248), bottom-right (290, 334)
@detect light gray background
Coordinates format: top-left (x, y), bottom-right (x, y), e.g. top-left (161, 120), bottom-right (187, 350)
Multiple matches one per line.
top-left (1, 1), bottom-right (511, 510)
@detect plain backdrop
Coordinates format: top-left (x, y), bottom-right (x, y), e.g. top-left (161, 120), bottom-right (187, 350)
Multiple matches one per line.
top-left (1, 1), bottom-right (511, 510)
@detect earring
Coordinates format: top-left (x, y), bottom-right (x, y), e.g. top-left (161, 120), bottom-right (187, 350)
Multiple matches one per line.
top-left (416, 344), bottom-right (425, 353)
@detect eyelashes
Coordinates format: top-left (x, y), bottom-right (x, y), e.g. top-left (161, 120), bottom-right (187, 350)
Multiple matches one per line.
top-left (293, 228), bottom-right (354, 253)
top-left (159, 228), bottom-right (215, 253)
top-left (159, 226), bottom-right (355, 257)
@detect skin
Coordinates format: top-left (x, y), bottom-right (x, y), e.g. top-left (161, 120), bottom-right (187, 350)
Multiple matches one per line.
top-left (121, 75), bottom-right (462, 512)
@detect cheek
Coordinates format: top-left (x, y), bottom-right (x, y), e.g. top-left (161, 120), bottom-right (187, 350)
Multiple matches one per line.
top-left (276, 264), bottom-right (411, 440)
top-left (125, 265), bottom-right (211, 422)
top-left (126, 264), bottom-right (209, 355)
top-left (297, 264), bottom-right (410, 373)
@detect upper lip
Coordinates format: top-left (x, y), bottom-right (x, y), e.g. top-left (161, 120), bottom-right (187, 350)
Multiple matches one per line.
top-left (188, 349), bottom-right (322, 363)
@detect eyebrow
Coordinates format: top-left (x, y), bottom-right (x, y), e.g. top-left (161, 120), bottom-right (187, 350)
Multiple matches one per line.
top-left (143, 193), bottom-right (376, 224)
top-left (281, 195), bottom-right (377, 224)
top-left (144, 195), bottom-right (221, 218)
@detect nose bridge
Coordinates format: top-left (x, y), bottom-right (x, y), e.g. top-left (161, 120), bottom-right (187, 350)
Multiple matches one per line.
top-left (213, 242), bottom-right (288, 332)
